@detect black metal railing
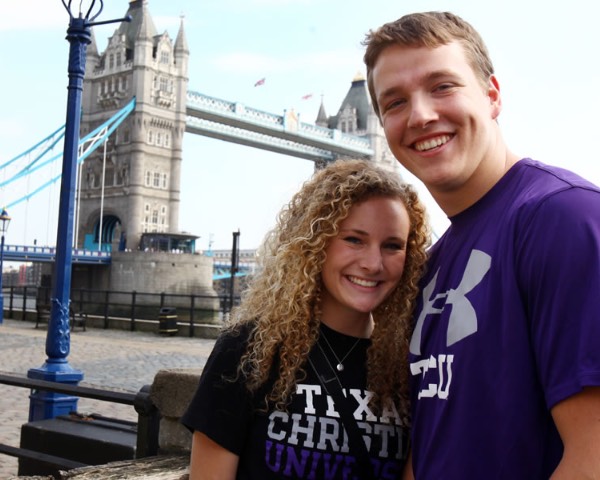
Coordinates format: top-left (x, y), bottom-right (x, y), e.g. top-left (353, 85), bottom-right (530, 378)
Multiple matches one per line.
top-left (0, 372), bottom-right (159, 471)
top-left (3, 285), bottom-right (241, 337)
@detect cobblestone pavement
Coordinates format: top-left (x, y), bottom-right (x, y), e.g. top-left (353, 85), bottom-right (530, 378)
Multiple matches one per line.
top-left (0, 318), bottom-right (218, 478)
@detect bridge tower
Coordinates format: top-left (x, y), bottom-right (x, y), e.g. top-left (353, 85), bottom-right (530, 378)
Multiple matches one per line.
top-left (79, 0), bottom-right (189, 251)
top-left (316, 72), bottom-right (399, 172)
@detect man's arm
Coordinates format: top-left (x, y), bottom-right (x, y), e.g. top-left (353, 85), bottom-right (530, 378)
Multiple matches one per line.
top-left (550, 386), bottom-right (600, 479)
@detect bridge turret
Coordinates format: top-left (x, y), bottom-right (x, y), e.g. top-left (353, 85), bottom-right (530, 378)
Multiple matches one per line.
top-left (315, 95), bottom-right (328, 127)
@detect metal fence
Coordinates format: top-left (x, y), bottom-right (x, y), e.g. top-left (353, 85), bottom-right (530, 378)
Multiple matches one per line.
top-left (3, 285), bottom-right (241, 337)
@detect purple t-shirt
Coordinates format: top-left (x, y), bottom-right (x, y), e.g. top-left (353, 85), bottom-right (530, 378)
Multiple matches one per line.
top-left (409, 159), bottom-right (600, 479)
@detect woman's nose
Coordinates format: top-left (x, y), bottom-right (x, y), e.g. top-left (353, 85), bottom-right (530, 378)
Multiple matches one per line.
top-left (359, 247), bottom-right (383, 272)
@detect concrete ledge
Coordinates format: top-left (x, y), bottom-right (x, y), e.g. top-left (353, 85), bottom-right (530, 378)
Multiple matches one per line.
top-left (150, 368), bottom-right (202, 453)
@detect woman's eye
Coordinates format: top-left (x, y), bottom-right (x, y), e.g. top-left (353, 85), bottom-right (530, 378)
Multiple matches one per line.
top-left (343, 236), bottom-right (361, 245)
top-left (384, 242), bottom-right (405, 251)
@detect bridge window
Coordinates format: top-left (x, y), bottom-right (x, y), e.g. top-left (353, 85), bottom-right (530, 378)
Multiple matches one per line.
top-left (161, 205), bottom-right (167, 215)
top-left (105, 166), bottom-right (114, 186)
top-left (162, 173), bottom-right (168, 189)
top-left (116, 52), bottom-right (122, 67)
top-left (145, 171), bottom-right (152, 186)
top-left (159, 77), bottom-right (169, 92)
top-left (164, 133), bottom-right (170, 147)
top-left (153, 172), bottom-right (161, 187)
top-left (152, 210), bottom-right (159, 224)
top-left (115, 168), bottom-right (124, 186)
top-left (160, 51), bottom-right (170, 65)
top-left (109, 54), bottom-right (114, 69)
top-left (148, 130), bottom-right (154, 144)
top-left (156, 133), bottom-right (162, 146)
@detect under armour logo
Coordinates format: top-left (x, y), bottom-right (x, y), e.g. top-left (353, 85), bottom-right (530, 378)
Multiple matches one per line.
top-left (410, 249), bottom-right (491, 355)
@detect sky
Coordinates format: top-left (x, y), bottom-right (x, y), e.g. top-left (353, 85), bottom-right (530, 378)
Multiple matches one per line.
top-left (1, 0), bottom-right (600, 253)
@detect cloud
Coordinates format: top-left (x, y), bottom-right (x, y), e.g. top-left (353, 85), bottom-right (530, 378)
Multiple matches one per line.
top-left (213, 49), bottom-right (361, 75)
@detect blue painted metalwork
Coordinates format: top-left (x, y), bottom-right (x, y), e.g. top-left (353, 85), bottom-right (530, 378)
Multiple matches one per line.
top-left (1, 244), bottom-right (111, 264)
top-left (2, 98), bottom-right (135, 211)
top-left (27, 0), bottom-right (131, 422)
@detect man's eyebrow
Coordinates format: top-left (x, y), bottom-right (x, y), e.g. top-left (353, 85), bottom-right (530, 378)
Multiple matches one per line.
top-left (378, 69), bottom-right (460, 101)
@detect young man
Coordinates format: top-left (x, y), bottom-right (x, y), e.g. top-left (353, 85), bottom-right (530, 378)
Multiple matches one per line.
top-left (363, 11), bottom-right (600, 479)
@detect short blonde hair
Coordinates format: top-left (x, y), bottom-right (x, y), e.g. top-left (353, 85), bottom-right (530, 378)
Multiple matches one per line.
top-left (363, 11), bottom-right (494, 119)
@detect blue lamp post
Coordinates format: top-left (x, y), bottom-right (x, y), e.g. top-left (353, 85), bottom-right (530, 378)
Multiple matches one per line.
top-left (27, 0), bottom-right (130, 421)
top-left (0, 208), bottom-right (12, 325)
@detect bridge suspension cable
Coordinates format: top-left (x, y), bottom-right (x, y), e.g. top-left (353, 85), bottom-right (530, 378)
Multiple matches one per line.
top-left (0, 97), bottom-right (136, 211)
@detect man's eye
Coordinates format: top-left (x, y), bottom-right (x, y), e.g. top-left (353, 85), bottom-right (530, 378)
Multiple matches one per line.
top-left (434, 83), bottom-right (455, 92)
top-left (385, 99), bottom-right (406, 111)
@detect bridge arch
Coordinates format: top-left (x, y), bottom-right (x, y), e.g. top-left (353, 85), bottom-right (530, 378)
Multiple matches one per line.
top-left (82, 212), bottom-right (125, 252)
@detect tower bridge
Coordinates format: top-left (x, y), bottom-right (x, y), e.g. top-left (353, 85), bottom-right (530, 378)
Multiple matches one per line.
top-left (3, 0), bottom-right (398, 287)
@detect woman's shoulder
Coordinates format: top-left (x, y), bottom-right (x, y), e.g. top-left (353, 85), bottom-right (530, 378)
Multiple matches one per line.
top-left (213, 321), bottom-right (256, 356)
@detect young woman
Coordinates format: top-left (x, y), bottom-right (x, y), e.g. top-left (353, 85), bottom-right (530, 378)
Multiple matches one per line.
top-left (182, 159), bottom-right (430, 479)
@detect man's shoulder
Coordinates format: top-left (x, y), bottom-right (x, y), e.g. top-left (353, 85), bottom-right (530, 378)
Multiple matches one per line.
top-left (517, 158), bottom-right (600, 193)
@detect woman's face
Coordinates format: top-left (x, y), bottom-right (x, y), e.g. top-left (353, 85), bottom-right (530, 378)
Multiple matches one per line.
top-left (320, 195), bottom-right (410, 330)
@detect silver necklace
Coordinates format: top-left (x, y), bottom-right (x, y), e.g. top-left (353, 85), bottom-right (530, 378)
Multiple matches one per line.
top-left (320, 328), bottom-right (362, 372)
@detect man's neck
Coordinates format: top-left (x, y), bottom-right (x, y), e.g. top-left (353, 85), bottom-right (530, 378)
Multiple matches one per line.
top-left (433, 150), bottom-right (520, 217)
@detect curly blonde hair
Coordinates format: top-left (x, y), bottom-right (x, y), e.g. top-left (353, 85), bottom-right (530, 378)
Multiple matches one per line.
top-left (228, 158), bottom-right (430, 415)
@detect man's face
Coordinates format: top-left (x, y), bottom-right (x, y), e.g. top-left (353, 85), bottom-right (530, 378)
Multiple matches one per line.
top-left (371, 41), bottom-right (502, 209)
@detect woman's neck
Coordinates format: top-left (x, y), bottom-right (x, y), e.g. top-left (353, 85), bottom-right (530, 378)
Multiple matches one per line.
top-left (320, 313), bottom-right (374, 338)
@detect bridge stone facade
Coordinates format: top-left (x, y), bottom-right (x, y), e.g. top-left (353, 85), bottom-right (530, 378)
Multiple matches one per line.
top-left (79, 0), bottom-right (189, 252)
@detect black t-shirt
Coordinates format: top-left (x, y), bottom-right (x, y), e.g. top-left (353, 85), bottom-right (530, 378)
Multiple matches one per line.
top-left (181, 323), bottom-right (409, 479)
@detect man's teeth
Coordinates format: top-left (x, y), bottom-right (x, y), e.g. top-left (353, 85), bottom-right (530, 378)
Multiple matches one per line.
top-left (415, 135), bottom-right (451, 152)
top-left (349, 276), bottom-right (378, 287)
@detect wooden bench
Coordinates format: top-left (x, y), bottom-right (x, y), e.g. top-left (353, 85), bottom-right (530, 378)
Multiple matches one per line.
top-left (35, 305), bottom-right (50, 329)
top-left (35, 306), bottom-right (87, 332)
top-left (70, 308), bottom-right (87, 332)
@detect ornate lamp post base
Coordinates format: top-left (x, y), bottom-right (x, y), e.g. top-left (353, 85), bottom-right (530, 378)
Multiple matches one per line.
top-left (27, 361), bottom-right (84, 421)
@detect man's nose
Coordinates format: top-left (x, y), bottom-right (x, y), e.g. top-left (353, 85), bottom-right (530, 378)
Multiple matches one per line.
top-left (407, 95), bottom-right (438, 129)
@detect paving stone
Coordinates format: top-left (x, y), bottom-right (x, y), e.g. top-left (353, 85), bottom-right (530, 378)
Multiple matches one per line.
top-left (0, 318), bottom-right (216, 478)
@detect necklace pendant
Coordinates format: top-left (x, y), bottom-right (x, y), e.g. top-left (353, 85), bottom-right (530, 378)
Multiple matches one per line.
top-left (336, 363), bottom-right (344, 372)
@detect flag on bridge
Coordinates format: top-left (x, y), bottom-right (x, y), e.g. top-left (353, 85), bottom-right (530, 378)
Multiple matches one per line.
top-left (254, 77), bottom-right (266, 87)
top-left (301, 93), bottom-right (313, 100)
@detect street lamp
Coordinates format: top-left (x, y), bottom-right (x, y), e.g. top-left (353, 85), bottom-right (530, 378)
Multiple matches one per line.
top-left (0, 208), bottom-right (11, 325)
top-left (27, 0), bottom-right (131, 421)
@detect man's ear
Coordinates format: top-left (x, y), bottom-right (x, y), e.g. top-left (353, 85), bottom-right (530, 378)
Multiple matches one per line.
top-left (488, 75), bottom-right (502, 120)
